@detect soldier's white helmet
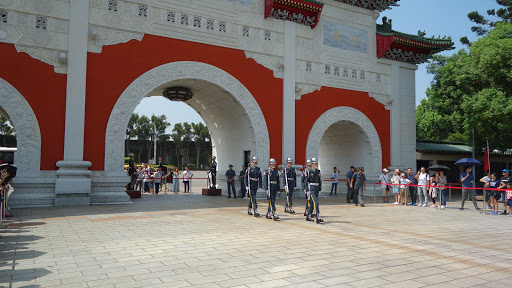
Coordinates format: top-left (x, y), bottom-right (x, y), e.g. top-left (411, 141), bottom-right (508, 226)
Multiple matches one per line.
top-left (311, 158), bottom-right (318, 164)
top-left (306, 159), bottom-right (311, 166)
top-left (286, 157), bottom-right (293, 163)
top-left (269, 158), bottom-right (276, 165)
top-left (212, 156), bottom-right (216, 160)
top-left (252, 156), bottom-right (258, 163)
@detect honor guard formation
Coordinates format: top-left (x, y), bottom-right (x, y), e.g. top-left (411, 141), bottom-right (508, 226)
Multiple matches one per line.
top-left (244, 157), bottom-right (324, 224)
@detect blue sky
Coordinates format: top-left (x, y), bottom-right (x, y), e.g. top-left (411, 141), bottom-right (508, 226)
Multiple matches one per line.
top-left (135, 0), bottom-right (499, 132)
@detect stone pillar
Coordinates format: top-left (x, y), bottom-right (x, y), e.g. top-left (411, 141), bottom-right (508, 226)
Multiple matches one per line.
top-left (54, 0), bottom-right (92, 206)
top-left (390, 62), bottom-right (401, 168)
top-left (282, 21), bottom-right (296, 164)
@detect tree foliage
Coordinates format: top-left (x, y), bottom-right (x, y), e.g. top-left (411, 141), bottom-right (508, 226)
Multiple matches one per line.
top-left (461, 0), bottom-right (512, 46)
top-left (417, 22), bottom-right (512, 150)
top-left (0, 115), bottom-right (15, 147)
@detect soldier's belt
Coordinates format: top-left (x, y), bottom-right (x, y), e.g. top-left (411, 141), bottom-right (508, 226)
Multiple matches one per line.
top-left (250, 178), bottom-right (258, 181)
top-left (270, 181), bottom-right (278, 184)
top-left (310, 183), bottom-right (320, 186)
top-left (287, 178), bottom-right (295, 180)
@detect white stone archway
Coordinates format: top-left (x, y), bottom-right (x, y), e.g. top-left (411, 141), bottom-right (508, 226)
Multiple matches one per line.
top-left (305, 106), bottom-right (382, 180)
top-left (0, 78), bottom-right (56, 207)
top-left (100, 61), bottom-right (270, 199)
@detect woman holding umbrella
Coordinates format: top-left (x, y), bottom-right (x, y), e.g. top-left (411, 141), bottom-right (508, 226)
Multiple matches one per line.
top-left (436, 170), bottom-right (447, 209)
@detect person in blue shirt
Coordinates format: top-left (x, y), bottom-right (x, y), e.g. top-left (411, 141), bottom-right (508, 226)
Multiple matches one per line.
top-left (459, 166), bottom-right (479, 211)
top-left (225, 165), bottom-right (236, 198)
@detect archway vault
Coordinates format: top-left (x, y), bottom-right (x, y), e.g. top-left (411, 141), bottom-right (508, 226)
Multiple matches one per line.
top-left (305, 106), bottom-right (382, 179)
top-left (105, 61), bottom-right (271, 174)
top-left (0, 78), bottom-right (41, 174)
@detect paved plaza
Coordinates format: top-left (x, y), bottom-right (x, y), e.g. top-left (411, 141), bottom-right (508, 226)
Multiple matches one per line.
top-left (1, 191), bottom-right (511, 288)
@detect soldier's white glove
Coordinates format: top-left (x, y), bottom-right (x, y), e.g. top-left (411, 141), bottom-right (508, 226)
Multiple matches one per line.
top-left (266, 190), bottom-right (270, 200)
top-left (284, 185), bottom-right (289, 192)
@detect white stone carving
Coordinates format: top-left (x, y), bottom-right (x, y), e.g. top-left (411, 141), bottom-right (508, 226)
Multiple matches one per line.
top-left (0, 77), bottom-right (41, 175)
top-left (368, 92), bottom-right (392, 107)
top-left (305, 106), bottom-right (382, 179)
top-left (295, 83), bottom-right (320, 100)
top-left (105, 61), bottom-right (271, 172)
top-left (244, 51), bottom-right (284, 78)
top-left (88, 26), bottom-right (144, 53)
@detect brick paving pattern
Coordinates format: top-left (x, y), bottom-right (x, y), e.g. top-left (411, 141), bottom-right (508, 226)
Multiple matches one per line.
top-left (1, 192), bottom-right (511, 288)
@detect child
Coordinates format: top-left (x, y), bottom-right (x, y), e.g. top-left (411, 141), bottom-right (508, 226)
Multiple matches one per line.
top-left (429, 177), bottom-right (438, 208)
top-left (391, 169), bottom-right (401, 205)
top-left (400, 172), bottom-right (411, 205)
top-left (506, 183), bottom-right (512, 216)
top-left (486, 173), bottom-right (500, 215)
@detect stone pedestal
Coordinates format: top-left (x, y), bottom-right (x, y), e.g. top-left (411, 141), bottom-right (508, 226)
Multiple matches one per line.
top-left (202, 188), bottom-right (222, 196)
top-left (54, 161), bottom-right (91, 206)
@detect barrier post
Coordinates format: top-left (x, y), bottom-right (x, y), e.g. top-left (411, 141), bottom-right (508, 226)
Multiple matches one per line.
top-left (483, 187), bottom-right (486, 214)
top-left (449, 185), bottom-right (452, 202)
top-left (373, 182), bottom-right (376, 203)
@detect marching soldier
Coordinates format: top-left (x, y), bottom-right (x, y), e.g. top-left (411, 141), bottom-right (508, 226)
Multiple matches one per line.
top-left (246, 156), bottom-right (262, 217)
top-left (307, 158), bottom-right (324, 224)
top-left (302, 159), bottom-right (312, 217)
top-left (283, 157), bottom-right (296, 214)
top-left (265, 158), bottom-right (280, 220)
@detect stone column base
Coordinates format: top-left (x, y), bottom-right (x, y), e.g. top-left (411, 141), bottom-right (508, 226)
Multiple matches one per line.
top-left (90, 171), bottom-right (131, 205)
top-left (9, 173), bottom-right (57, 208)
top-left (55, 160), bottom-right (92, 206)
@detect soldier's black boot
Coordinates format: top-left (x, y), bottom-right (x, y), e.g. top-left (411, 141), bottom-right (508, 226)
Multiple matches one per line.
top-left (289, 207), bottom-right (295, 214)
top-left (284, 206), bottom-right (289, 213)
top-left (248, 208), bottom-right (253, 216)
top-left (266, 211), bottom-right (272, 219)
top-left (316, 214), bottom-right (324, 224)
top-left (254, 209), bottom-right (260, 217)
top-left (272, 212), bottom-right (280, 221)
top-left (306, 214), bottom-right (314, 222)
top-left (304, 209), bottom-right (308, 216)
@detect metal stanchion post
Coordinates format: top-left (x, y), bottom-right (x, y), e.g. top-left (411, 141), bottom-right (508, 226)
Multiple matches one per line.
top-left (483, 187), bottom-right (486, 214)
top-left (373, 182), bottom-right (376, 203)
top-left (449, 185), bottom-right (452, 202)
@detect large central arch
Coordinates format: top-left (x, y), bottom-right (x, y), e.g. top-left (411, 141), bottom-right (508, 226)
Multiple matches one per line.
top-left (104, 61), bottom-right (270, 180)
top-left (306, 106), bottom-right (382, 179)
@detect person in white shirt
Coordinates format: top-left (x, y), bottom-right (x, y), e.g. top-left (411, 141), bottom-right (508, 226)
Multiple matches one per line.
top-left (135, 167), bottom-right (143, 191)
top-left (154, 168), bottom-right (162, 194)
top-left (330, 167), bottom-right (340, 196)
top-left (379, 168), bottom-right (390, 203)
top-left (415, 167), bottom-right (430, 207)
top-left (142, 171), bottom-right (150, 194)
top-left (182, 167), bottom-right (193, 193)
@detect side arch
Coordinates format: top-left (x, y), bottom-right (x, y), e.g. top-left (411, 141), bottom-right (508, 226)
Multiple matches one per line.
top-left (305, 106), bottom-right (382, 178)
top-left (104, 61), bottom-right (271, 172)
top-left (0, 78), bottom-right (41, 175)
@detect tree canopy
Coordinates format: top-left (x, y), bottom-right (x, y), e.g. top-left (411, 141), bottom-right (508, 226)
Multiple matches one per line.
top-left (417, 21), bottom-right (512, 151)
top-left (461, 0), bottom-right (512, 46)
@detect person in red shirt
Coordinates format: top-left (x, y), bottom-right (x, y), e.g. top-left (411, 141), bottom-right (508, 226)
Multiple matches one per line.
top-left (505, 183), bottom-right (512, 216)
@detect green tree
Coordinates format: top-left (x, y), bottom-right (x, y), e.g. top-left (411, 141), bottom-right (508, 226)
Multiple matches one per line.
top-left (150, 115), bottom-right (170, 163)
top-left (135, 115), bottom-right (152, 163)
top-left (0, 115), bottom-right (15, 147)
top-left (192, 122), bottom-right (210, 168)
top-left (182, 122), bottom-right (193, 165)
top-left (460, 0), bottom-right (512, 46)
top-left (417, 22), bottom-right (512, 151)
top-left (171, 123), bottom-right (185, 169)
top-left (126, 113), bottom-right (139, 156)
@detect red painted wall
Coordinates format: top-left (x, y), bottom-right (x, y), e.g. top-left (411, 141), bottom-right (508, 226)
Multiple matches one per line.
top-left (85, 35), bottom-right (283, 170)
top-left (0, 43), bottom-right (66, 170)
top-left (295, 87), bottom-right (391, 168)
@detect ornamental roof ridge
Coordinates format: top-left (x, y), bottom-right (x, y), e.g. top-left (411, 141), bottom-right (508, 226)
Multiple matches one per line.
top-left (333, 0), bottom-right (400, 12)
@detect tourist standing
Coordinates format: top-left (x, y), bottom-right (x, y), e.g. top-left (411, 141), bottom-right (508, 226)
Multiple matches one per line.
top-left (436, 170), bottom-right (447, 209)
top-left (172, 167), bottom-right (180, 193)
top-left (400, 172), bottom-right (410, 205)
top-left (407, 168), bottom-right (418, 206)
top-left (391, 169), bottom-right (401, 204)
top-left (415, 167), bottom-right (430, 207)
top-left (330, 167), bottom-right (340, 196)
top-left (154, 168), bottom-right (162, 194)
top-left (346, 166), bottom-right (356, 203)
top-left (498, 169), bottom-right (511, 215)
top-left (480, 172), bottom-right (492, 209)
top-left (183, 167), bottom-right (193, 193)
top-left (142, 170), bottom-right (150, 194)
top-left (486, 173), bottom-right (500, 214)
top-left (351, 167), bottom-right (366, 207)
top-left (459, 166), bottom-right (479, 211)
top-left (379, 168), bottom-right (389, 203)
top-left (225, 165), bottom-right (236, 198)
top-left (135, 167), bottom-right (143, 191)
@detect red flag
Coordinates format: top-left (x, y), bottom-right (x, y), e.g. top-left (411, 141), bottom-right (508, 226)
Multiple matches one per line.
top-left (484, 141), bottom-right (490, 172)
